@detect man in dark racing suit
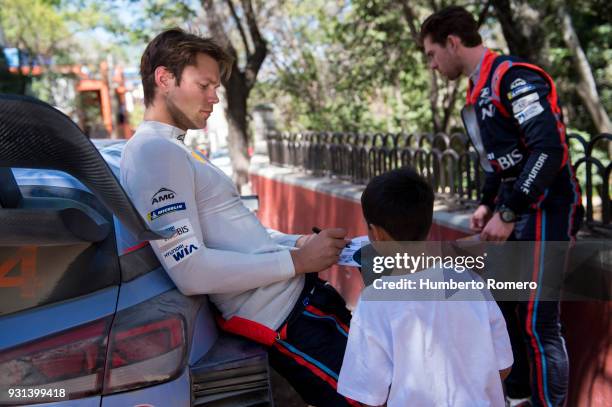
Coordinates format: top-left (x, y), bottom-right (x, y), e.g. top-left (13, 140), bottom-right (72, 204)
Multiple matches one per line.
top-left (420, 6), bottom-right (582, 407)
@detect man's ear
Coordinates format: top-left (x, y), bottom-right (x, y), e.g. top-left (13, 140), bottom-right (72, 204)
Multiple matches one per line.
top-left (154, 66), bottom-right (175, 94)
top-left (370, 224), bottom-right (394, 241)
top-left (446, 34), bottom-right (461, 53)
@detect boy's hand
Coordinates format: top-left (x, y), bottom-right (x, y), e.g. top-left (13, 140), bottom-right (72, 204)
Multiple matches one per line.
top-left (291, 228), bottom-right (349, 274)
top-left (470, 205), bottom-right (492, 232)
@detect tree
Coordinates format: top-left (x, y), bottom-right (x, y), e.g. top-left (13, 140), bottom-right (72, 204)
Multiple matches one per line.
top-left (556, 2), bottom-right (611, 136)
top-left (490, 0), bottom-right (551, 68)
top-left (0, 0), bottom-right (71, 94)
top-left (490, 0), bottom-right (610, 150)
top-left (202, 0), bottom-right (268, 190)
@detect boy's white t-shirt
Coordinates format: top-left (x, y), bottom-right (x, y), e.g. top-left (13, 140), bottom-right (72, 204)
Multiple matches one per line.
top-left (337, 267), bottom-right (513, 407)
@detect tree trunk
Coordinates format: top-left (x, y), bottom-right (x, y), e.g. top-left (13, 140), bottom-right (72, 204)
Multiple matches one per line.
top-left (557, 5), bottom-right (611, 139)
top-left (202, 0), bottom-right (267, 191)
top-left (491, 0), bottom-right (550, 68)
top-left (225, 71), bottom-right (251, 189)
top-left (398, 0), bottom-right (459, 134)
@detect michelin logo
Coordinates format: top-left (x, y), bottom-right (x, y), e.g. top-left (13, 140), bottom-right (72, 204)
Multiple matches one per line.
top-left (148, 202), bottom-right (186, 221)
top-left (162, 237), bottom-right (200, 267)
top-left (507, 84), bottom-right (535, 100)
top-left (159, 218), bottom-right (194, 248)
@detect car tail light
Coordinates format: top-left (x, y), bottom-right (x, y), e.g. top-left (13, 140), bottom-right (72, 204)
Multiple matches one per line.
top-left (103, 312), bottom-right (186, 394)
top-left (0, 318), bottom-right (111, 403)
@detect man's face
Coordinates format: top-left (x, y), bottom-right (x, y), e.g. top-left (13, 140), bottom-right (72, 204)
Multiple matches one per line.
top-left (423, 35), bottom-right (462, 80)
top-left (164, 53), bottom-right (221, 130)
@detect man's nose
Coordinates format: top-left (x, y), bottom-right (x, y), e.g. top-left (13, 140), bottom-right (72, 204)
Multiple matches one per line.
top-left (209, 89), bottom-right (220, 104)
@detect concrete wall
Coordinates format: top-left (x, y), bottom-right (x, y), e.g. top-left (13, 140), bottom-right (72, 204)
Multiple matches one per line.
top-left (250, 160), bottom-right (610, 407)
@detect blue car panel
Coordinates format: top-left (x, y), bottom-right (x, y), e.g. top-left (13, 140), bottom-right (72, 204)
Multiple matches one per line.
top-left (0, 95), bottom-right (273, 406)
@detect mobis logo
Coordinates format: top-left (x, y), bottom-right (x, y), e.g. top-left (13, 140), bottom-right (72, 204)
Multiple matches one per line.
top-left (152, 188), bottom-right (176, 205)
top-left (487, 149), bottom-right (524, 170)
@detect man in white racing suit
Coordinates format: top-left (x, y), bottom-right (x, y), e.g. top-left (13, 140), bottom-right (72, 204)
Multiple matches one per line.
top-left (120, 28), bottom-right (358, 407)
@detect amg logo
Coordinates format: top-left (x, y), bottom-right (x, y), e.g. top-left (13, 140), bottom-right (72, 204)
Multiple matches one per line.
top-left (152, 188), bottom-right (176, 205)
top-left (521, 153), bottom-right (548, 193)
top-left (495, 149), bottom-right (524, 170)
top-left (172, 244), bottom-right (198, 262)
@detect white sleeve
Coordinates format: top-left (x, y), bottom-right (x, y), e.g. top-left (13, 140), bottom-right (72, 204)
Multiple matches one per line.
top-left (266, 228), bottom-right (301, 248)
top-left (337, 300), bottom-right (392, 406)
top-left (121, 138), bottom-right (295, 295)
top-left (487, 300), bottom-right (514, 370)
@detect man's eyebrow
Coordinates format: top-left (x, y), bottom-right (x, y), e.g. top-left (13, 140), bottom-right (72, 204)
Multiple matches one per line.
top-left (199, 78), bottom-right (221, 87)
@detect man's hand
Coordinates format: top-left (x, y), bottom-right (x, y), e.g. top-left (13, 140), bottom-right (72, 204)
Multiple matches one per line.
top-left (291, 228), bottom-right (349, 274)
top-left (470, 205), bottom-right (493, 232)
top-left (480, 212), bottom-right (514, 242)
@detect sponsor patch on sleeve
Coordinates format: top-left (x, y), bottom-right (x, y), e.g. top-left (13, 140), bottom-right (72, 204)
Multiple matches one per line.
top-left (154, 218), bottom-right (195, 249)
top-left (511, 92), bottom-right (540, 114)
top-left (151, 187), bottom-right (176, 205)
top-left (161, 236), bottom-right (200, 268)
top-left (510, 78), bottom-right (527, 89)
top-left (191, 151), bottom-right (207, 164)
top-left (515, 102), bottom-right (544, 124)
top-left (507, 84), bottom-right (535, 100)
top-left (147, 202), bottom-right (186, 221)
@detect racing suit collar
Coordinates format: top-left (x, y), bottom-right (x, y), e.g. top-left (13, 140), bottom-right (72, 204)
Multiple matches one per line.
top-left (468, 48), bottom-right (487, 87)
top-left (139, 120), bottom-right (187, 142)
top-left (466, 48), bottom-right (499, 106)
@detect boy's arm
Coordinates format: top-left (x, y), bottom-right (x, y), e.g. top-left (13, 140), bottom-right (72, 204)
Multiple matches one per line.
top-left (337, 302), bottom-right (392, 406)
top-left (487, 299), bottom-right (514, 372)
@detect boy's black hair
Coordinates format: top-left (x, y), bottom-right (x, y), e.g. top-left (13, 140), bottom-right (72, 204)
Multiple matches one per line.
top-left (361, 167), bottom-right (434, 241)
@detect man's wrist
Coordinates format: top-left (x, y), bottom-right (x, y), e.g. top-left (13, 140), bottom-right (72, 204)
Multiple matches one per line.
top-left (505, 190), bottom-right (532, 214)
top-left (497, 205), bottom-right (517, 223)
top-left (290, 250), bottom-right (304, 274)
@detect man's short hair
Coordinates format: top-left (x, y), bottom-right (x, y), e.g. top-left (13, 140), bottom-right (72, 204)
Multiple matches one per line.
top-left (419, 6), bottom-right (482, 48)
top-left (361, 167), bottom-right (435, 241)
top-left (140, 28), bottom-right (233, 107)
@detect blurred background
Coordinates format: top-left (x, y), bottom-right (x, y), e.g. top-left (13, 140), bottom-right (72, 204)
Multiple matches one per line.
top-left (0, 0), bottom-right (609, 187)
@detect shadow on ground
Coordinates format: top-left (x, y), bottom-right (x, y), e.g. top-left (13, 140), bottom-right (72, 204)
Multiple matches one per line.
top-left (271, 367), bottom-right (309, 407)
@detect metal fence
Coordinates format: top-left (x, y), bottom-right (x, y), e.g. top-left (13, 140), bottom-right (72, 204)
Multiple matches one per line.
top-left (266, 131), bottom-right (611, 232)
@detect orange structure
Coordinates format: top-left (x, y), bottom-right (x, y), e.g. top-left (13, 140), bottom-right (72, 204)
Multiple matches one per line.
top-left (9, 62), bottom-right (132, 138)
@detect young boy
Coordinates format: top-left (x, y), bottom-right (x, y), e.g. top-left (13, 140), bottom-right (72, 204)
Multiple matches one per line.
top-left (337, 167), bottom-right (513, 407)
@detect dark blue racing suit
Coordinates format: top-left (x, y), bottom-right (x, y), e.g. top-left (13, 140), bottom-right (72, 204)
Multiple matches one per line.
top-left (467, 49), bottom-right (582, 406)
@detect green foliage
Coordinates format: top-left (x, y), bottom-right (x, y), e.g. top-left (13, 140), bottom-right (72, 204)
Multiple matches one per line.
top-left (254, 0), bottom-right (439, 133)
top-left (0, 0), bottom-right (609, 141)
top-left (543, 1), bottom-right (611, 135)
top-left (0, 0), bottom-right (70, 58)
top-left (253, 0), bottom-right (609, 139)
top-left (123, 0), bottom-right (198, 44)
